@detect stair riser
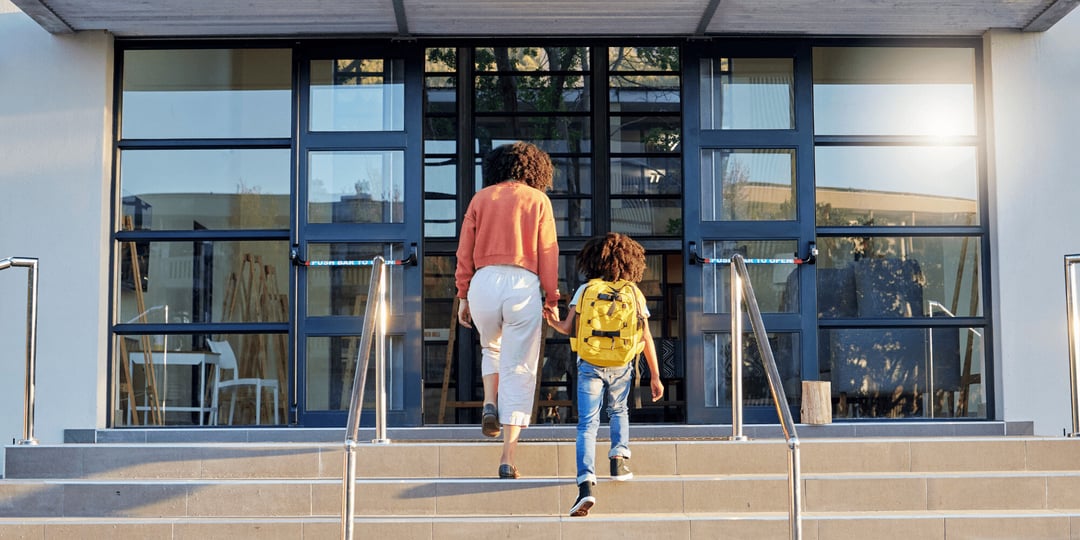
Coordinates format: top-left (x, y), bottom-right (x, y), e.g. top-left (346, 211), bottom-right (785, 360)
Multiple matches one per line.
top-left (9, 438), bottom-right (1080, 480)
top-left (4, 475), bottom-right (1080, 518)
top-left (1, 515), bottom-right (1078, 540)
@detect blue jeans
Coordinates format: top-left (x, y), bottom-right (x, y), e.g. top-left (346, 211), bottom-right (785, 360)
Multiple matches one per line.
top-left (576, 359), bottom-right (633, 485)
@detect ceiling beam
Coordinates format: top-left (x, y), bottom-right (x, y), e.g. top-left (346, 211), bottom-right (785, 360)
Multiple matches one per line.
top-left (392, 0), bottom-right (410, 36)
top-left (1024, 0), bottom-right (1080, 31)
top-left (10, 0), bottom-right (73, 34)
top-left (695, 0), bottom-right (722, 36)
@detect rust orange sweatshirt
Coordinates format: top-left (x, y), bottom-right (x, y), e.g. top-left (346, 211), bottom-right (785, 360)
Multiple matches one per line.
top-left (455, 181), bottom-right (561, 307)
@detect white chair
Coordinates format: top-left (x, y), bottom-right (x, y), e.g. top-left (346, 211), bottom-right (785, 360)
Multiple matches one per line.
top-left (206, 339), bottom-right (280, 425)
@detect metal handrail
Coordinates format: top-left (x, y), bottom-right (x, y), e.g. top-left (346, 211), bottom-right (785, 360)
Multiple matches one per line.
top-left (342, 255), bottom-right (391, 540)
top-left (1064, 254), bottom-right (1080, 437)
top-left (0, 256), bottom-right (40, 445)
top-left (729, 254), bottom-right (802, 539)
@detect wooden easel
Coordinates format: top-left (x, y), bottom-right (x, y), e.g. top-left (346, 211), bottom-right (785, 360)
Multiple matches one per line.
top-left (118, 215), bottom-right (162, 425)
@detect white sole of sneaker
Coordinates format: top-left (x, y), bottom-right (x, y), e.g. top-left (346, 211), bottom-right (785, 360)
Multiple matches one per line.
top-left (569, 496), bottom-right (595, 517)
top-left (610, 473), bottom-right (633, 481)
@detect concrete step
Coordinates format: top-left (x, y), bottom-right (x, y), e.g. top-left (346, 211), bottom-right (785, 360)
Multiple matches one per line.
top-left (1, 511), bottom-right (1079, 540)
top-left (8, 437), bottom-right (1080, 480)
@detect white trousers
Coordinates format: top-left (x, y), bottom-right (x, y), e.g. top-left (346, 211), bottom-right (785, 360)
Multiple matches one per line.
top-left (467, 265), bottom-right (543, 427)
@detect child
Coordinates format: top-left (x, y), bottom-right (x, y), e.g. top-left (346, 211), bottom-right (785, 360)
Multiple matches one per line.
top-left (545, 232), bottom-right (664, 517)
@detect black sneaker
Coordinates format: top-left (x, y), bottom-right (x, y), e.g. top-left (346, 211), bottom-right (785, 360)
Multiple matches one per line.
top-left (610, 456), bottom-right (633, 481)
top-left (481, 403), bottom-right (501, 438)
top-left (569, 482), bottom-right (595, 517)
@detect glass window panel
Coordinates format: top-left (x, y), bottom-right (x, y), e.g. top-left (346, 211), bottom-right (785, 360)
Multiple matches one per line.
top-left (424, 157), bottom-right (457, 197)
top-left (609, 46), bottom-right (680, 72)
top-left (703, 332), bottom-right (800, 408)
top-left (700, 58), bottom-right (794, 130)
top-left (305, 243), bottom-right (405, 317)
top-left (815, 236), bottom-right (983, 318)
top-left (610, 115), bottom-right (681, 153)
top-left (113, 332), bottom-right (287, 426)
top-left (425, 47), bottom-right (457, 72)
top-left (610, 198), bottom-right (682, 237)
top-left (551, 198), bottom-right (592, 237)
top-left (550, 156), bottom-right (593, 195)
top-left (425, 199), bottom-right (457, 238)
top-left (815, 146), bottom-right (978, 226)
top-left (474, 116), bottom-right (592, 155)
top-left (700, 240), bottom-right (800, 314)
top-left (813, 47), bottom-right (976, 136)
top-left (306, 335), bottom-right (404, 411)
top-left (701, 149), bottom-right (796, 221)
top-left (821, 327), bottom-right (985, 418)
top-left (425, 82), bottom-right (457, 115)
top-left (119, 149), bottom-right (290, 231)
top-left (475, 75), bottom-right (590, 113)
top-left (475, 47), bottom-right (589, 72)
top-left (121, 49), bottom-right (291, 140)
top-left (611, 157), bottom-right (682, 196)
top-left (308, 151), bottom-right (404, 224)
top-left (116, 240), bottom-right (289, 324)
top-left (609, 75), bottom-right (681, 113)
top-left (310, 58), bottom-right (404, 132)
top-left (424, 117), bottom-right (458, 147)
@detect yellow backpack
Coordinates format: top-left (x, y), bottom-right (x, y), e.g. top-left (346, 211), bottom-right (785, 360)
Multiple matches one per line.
top-left (570, 278), bottom-right (645, 367)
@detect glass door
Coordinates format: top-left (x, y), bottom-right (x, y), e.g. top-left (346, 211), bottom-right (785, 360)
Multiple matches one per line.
top-left (682, 42), bottom-right (818, 424)
top-left (294, 44), bottom-right (425, 426)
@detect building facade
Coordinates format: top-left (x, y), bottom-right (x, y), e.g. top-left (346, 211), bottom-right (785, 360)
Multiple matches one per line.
top-left (1, 1), bottom-right (1078, 463)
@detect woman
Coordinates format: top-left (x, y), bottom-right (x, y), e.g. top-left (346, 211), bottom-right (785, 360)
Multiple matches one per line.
top-left (455, 141), bottom-right (560, 479)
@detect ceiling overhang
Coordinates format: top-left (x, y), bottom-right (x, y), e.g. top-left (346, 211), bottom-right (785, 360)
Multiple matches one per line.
top-left (11, 0), bottom-right (1079, 38)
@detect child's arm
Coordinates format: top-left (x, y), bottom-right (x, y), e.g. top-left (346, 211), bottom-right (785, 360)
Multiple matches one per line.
top-left (546, 306), bottom-right (576, 335)
top-left (640, 317), bottom-right (664, 402)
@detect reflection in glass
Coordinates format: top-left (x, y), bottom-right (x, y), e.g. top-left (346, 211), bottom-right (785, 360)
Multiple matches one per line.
top-left (609, 75), bottom-right (681, 113)
top-left (813, 47), bottom-right (976, 136)
top-left (815, 146), bottom-right (978, 227)
top-left (610, 115), bottom-right (681, 153)
top-left (611, 157), bottom-right (682, 196)
top-left (609, 46), bottom-right (680, 72)
top-left (424, 158), bottom-right (457, 237)
top-left (815, 236), bottom-right (982, 318)
top-left (700, 58), bottom-right (794, 130)
top-left (306, 243), bottom-right (404, 317)
top-left (701, 149), bottom-right (796, 221)
top-left (308, 151), bottom-right (404, 224)
top-left (701, 240), bottom-right (799, 314)
top-left (120, 149), bottom-right (290, 231)
top-left (113, 332), bottom-right (286, 427)
top-left (475, 47), bottom-right (588, 72)
top-left (116, 240), bottom-right (288, 325)
top-left (822, 327), bottom-right (985, 418)
top-left (611, 198), bottom-right (681, 236)
top-left (121, 49), bottom-right (291, 139)
top-left (310, 58), bottom-right (404, 131)
top-left (551, 199), bottom-right (592, 237)
top-left (549, 157), bottom-right (593, 195)
top-left (474, 116), bottom-right (591, 155)
top-left (475, 75), bottom-right (590, 113)
top-left (306, 335), bottom-right (404, 411)
top-left (422, 255), bottom-right (458, 423)
top-left (703, 333), bottom-right (800, 408)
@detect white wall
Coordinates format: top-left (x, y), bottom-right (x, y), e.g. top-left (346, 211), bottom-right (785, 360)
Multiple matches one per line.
top-left (0, 1), bottom-right (113, 471)
top-left (985, 8), bottom-right (1080, 435)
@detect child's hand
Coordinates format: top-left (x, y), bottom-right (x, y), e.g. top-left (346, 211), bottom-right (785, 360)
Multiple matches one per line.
top-left (650, 379), bottom-right (664, 402)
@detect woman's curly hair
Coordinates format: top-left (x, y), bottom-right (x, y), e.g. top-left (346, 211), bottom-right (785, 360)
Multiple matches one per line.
top-left (576, 232), bottom-right (646, 282)
top-left (482, 141), bottom-right (554, 192)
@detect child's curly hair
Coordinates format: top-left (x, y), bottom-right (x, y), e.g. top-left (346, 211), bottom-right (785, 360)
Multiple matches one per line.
top-left (576, 232), bottom-right (646, 282)
top-left (482, 141), bottom-right (554, 192)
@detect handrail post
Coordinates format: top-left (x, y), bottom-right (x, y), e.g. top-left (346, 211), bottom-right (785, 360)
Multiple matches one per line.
top-left (1065, 254), bottom-right (1080, 436)
top-left (730, 259), bottom-right (746, 441)
top-left (373, 259), bottom-right (390, 445)
top-left (342, 255), bottom-right (386, 540)
top-left (0, 257), bottom-right (40, 446)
